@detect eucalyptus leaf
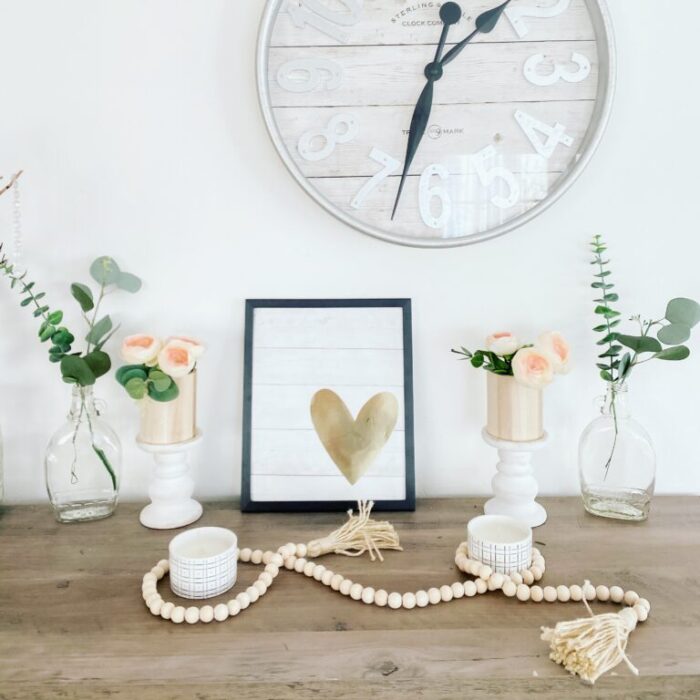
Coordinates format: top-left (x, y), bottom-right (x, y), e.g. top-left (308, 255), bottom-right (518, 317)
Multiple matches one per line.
top-left (656, 346), bottom-right (690, 361)
top-left (86, 315), bottom-right (113, 346)
top-left (619, 352), bottom-right (632, 379)
top-left (658, 323), bottom-right (691, 345)
top-left (617, 334), bottom-right (663, 354)
top-left (48, 310), bottom-right (63, 325)
top-left (147, 381), bottom-right (179, 402)
top-left (39, 325), bottom-right (56, 342)
top-left (125, 377), bottom-right (147, 400)
top-left (665, 298), bottom-right (700, 328)
top-left (116, 365), bottom-right (149, 386)
top-left (116, 271), bottom-right (142, 293)
top-left (90, 256), bottom-right (121, 285)
top-left (70, 283), bottom-right (94, 312)
top-left (148, 369), bottom-right (172, 392)
top-left (84, 350), bottom-right (111, 379)
top-left (60, 355), bottom-right (96, 387)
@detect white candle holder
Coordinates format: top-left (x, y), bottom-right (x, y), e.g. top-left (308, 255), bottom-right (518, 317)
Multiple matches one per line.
top-left (482, 428), bottom-right (548, 528)
top-left (137, 430), bottom-right (203, 530)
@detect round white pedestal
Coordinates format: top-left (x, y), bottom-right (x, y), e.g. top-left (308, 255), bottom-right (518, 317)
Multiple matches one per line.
top-left (482, 428), bottom-right (548, 528)
top-left (137, 431), bottom-right (203, 530)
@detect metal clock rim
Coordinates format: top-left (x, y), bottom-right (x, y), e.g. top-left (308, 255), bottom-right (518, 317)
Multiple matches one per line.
top-left (256, 0), bottom-right (617, 249)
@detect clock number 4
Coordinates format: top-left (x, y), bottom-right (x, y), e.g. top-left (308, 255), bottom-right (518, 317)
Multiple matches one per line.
top-left (473, 146), bottom-right (520, 210)
top-left (298, 113), bottom-right (358, 162)
top-left (514, 110), bottom-right (573, 159)
top-left (524, 52), bottom-right (591, 86)
top-left (505, 0), bottom-right (571, 39)
top-left (278, 58), bottom-right (342, 93)
top-left (285, 0), bottom-right (363, 44)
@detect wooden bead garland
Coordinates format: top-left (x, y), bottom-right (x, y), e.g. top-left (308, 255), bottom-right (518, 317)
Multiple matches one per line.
top-left (141, 504), bottom-right (651, 685)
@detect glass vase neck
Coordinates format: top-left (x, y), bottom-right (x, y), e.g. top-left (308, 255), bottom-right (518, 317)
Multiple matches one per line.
top-left (68, 386), bottom-right (97, 421)
top-left (602, 382), bottom-right (630, 418)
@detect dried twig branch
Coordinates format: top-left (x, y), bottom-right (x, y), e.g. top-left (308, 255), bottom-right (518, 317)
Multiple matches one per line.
top-left (0, 170), bottom-right (23, 198)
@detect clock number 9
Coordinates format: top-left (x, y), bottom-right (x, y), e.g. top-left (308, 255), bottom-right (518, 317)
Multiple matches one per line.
top-left (298, 113), bottom-right (358, 162)
top-left (285, 0), bottom-right (363, 44)
top-left (419, 164), bottom-right (451, 229)
top-left (505, 0), bottom-right (571, 39)
top-left (277, 58), bottom-right (343, 93)
top-left (473, 146), bottom-right (520, 210)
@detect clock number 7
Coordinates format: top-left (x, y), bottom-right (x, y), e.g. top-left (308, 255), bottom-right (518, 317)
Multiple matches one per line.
top-left (351, 149), bottom-right (400, 209)
top-left (285, 0), bottom-right (363, 44)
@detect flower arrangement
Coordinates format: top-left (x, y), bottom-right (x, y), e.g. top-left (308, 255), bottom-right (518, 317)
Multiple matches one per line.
top-left (116, 335), bottom-right (205, 402)
top-left (452, 331), bottom-right (570, 389)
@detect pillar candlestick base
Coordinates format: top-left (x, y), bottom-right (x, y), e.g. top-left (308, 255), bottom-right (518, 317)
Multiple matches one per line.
top-left (482, 428), bottom-right (548, 528)
top-left (137, 431), bottom-right (203, 530)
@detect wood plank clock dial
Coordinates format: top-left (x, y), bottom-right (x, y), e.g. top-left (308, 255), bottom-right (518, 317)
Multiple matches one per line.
top-left (257, 0), bottom-right (615, 247)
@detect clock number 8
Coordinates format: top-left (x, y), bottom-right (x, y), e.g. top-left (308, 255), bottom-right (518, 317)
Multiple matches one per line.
top-left (298, 113), bottom-right (359, 162)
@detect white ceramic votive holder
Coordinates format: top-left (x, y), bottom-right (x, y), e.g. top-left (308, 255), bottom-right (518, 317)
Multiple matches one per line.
top-left (169, 527), bottom-right (238, 600)
top-left (467, 514), bottom-right (532, 575)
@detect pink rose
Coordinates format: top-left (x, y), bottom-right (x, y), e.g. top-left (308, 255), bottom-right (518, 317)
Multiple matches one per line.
top-left (121, 334), bottom-right (161, 365)
top-left (537, 331), bottom-right (571, 374)
top-left (166, 336), bottom-right (206, 360)
top-left (157, 340), bottom-right (195, 379)
top-left (512, 348), bottom-right (554, 390)
top-left (486, 331), bottom-right (520, 357)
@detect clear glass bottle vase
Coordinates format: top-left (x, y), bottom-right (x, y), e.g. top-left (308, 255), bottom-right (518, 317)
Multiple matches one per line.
top-left (579, 383), bottom-right (656, 521)
top-left (45, 386), bottom-right (121, 523)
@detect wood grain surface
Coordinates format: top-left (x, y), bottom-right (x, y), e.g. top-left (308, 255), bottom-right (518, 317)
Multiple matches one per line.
top-left (1, 497), bottom-right (699, 699)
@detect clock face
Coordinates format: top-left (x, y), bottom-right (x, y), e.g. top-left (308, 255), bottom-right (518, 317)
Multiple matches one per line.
top-left (258, 0), bottom-right (614, 247)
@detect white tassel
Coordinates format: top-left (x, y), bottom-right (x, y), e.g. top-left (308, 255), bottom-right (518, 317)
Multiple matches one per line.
top-left (306, 500), bottom-right (402, 562)
top-left (541, 581), bottom-right (640, 684)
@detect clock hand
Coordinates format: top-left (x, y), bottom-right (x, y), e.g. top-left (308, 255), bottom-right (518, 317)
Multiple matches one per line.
top-left (391, 2), bottom-right (462, 221)
top-left (440, 0), bottom-right (512, 67)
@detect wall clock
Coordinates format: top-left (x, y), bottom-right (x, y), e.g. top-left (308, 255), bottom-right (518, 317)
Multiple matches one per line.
top-left (257, 0), bottom-right (615, 248)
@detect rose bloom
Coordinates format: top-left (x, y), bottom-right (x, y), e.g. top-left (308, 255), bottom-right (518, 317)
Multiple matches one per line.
top-left (537, 331), bottom-right (571, 374)
top-left (166, 336), bottom-right (206, 360)
top-left (486, 331), bottom-right (520, 357)
top-left (512, 348), bottom-right (554, 390)
top-left (157, 340), bottom-right (195, 379)
top-left (121, 334), bottom-right (161, 365)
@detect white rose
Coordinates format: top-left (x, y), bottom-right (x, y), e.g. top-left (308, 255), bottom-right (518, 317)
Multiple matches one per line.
top-left (157, 340), bottom-right (195, 379)
top-left (537, 331), bottom-right (571, 374)
top-left (512, 348), bottom-right (554, 390)
top-left (166, 336), bottom-right (206, 360)
top-left (485, 332), bottom-right (521, 357)
top-left (120, 335), bottom-right (161, 365)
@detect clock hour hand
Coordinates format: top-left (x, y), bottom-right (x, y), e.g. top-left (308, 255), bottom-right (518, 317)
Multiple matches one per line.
top-left (391, 2), bottom-right (462, 221)
top-left (440, 0), bottom-right (512, 67)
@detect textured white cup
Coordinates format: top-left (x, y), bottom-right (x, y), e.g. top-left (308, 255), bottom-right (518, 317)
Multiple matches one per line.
top-left (169, 527), bottom-right (238, 599)
top-left (467, 515), bottom-right (532, 574)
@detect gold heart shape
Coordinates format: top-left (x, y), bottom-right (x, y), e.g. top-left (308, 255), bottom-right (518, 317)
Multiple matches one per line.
top-left (310, 389), bottom-right (399, 485)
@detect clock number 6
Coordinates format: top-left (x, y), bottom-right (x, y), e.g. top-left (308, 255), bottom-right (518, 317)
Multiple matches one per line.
top-left (473, 146), bottom-right (520, 210)
top-left (419, 164), bottom-right (451, 229)
top-left (298, 113), bottom-right (358, 162)
top-left (285, 0), bottom-right (363, 44)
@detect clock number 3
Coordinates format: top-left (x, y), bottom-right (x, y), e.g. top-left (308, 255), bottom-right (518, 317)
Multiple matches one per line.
top-left (473, 146), bottom-right (520, 210)
top-left (285, 0), bottom-right (363, 44)
top-left (505, 0), bottom-right (571, 39)
top-left (524, 52), bottom-right (591, 86)
top-left (298, 113), bottom-right (358, 162)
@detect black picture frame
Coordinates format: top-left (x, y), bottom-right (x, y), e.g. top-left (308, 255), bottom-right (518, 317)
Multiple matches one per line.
top-left (241, 298), bottom-right (415, 513)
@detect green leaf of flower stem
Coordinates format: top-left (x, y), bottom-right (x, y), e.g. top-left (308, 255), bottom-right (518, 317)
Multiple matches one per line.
top-left (147, 381), bottom-right (179, 402)
top-left (656, 346), bottom-right (691, 361)
top-left (32, 305), bottom-right (49, 317)
top-left (60, 355), bottom-right (96, 386)
top-left (125, 377), bottom-right (147, 399)
top-left (591, 282), bottom-right (614, 290)
top-left (48, 310), bottom-right (63, 325)
top-left (89, 256), bottom-right (121, 285)
top-left (470, 353), bottom-right (485, 368)
top-left (600, 370), bottom-right (614, 382)
top-left (594, 271), bottom-right (612, 278)
top-left (86, 315), bottom-right (113, 346)
top-left (599, 345), bottom-right (622, 358)
top-left (70, 283), bottom-right (94, 312)
top-left (148, 369), bottom-right (172, 393)
top-left (40, 325), bottom-right (56, 342)
top-left (619, 352), bottom-right (632, 379)
top-left (665, 298), bottom-right (700, 328)
top-left (92, 444), bottom-right (117, 490)
top-left (20, 296), bottom-right (33, 307)
top-left (658, 323), bottom-right (691, 345)
top-left (84, 350), bottom-right (111, 380)
top-left (594, 306), bottom-right (621, 319)
top-left (617, 334), bottom-right (663, 354)
top-left (34, 292), bottom-right (45, 301)
top-left (116, 271), bottom-right (142, 293)
top-left (116, 365), bottom-right (148, 386)
top-left (51, 327), bottom-right (75, 346)
top-left (596, 333), bottom-right (619, 345)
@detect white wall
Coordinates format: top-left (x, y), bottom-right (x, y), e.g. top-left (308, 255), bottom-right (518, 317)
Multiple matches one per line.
top-left (1, 0), bottom-right (699, 504)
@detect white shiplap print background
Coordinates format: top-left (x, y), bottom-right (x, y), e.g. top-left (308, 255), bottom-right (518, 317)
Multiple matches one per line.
top-left (250, 306), bottom-right (407, 502)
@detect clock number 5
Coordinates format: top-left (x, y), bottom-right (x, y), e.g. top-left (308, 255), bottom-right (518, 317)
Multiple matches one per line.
top-left (505, 0), bottom-right (570, 39)
top-left (285, 0), bottom-right (363, 44)
top-left (473, 146), bottom-right (520, 210)
top-left (298, 113), bottom-right (358, 162)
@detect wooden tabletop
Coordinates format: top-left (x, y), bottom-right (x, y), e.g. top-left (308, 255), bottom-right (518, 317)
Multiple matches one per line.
top-left (1, 497), bottom-right (699, 699)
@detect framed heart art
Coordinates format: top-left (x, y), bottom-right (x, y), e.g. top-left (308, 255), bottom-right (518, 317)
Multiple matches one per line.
top-left (241, 299), bottom-right (415, 512)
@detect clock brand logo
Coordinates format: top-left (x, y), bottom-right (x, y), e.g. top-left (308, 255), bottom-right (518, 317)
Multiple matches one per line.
top-left (391, 2), bottom-right (462, 27)
top-left (401, 124), bottom-right (465, 139)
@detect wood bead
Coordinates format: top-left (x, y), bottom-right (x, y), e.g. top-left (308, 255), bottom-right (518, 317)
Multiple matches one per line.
top-left (282, 543), bottom-right (296, 557)
top-left (284, 556), bottom-right (296, 570)
top-left (402, 592), bottom-right (417, 609)
top-left (227, 600), bottom-right (241, 616)
top-left (185, 606), bottom-right (200, 624)
top-left (557, 585), bottom-right (570, 602)
top-left (530, 585), bottom-right (544, 602)
top-left (171, 606), bottom-right (185, 624)
top-left (149, 599), bottom-right (163, 616)
top-left (488, 573), bottom-right (504, 591)
top-left (531, 547), bottom-right (540, 558)
top-left (451, 582), bottom-right (465, 599)
top-left (532, 557), bottom-right (545, 571)
top-left (388, 592), bottom-right (403, 609)
top-left (239, 548), bottom-right (252, 563)
top-left (160, 602), bottom-right (174, 620)
top-left (270, 552), bottom-right (284, 567)
top-left (145, 593), bottom-right (160, 608)
top-left (264, 563), bottom-right (279, 577)
top-left (440, 585), bottom-right (453, 602)
top-left (510, 572), bottom-right (523, 585)
top-left (330, 574), bottom-right (344, 591)
top-left (303, 561), bottom-right (316, 577)
top-left (596, 585), bottom-right (610, 602)
top-left (253, 580), bottom-right (267, 596)
top-left (415, 590), bottom-right (429, 607)
top-left (516, 584), bottom-right (530, 602)
top-left (543, 586), bottom-right (557, 602)
top-left (478, 565), bottom-right (492, 580)
top-left (583, 583), bottom-right (596, 601)
top-left (374, 589), bottom-right (388, 607)
top-left (428, 588), bottom-right (441, 605)
top-left (475, 579), bottom-right (487, 594)
top-left (295, 543), bottom-right (307, 558)
top-left (214, 603), bottom-right (229, 622)
top-left (521, 570), bottom-right (534, 585)
top-left (530, 566), bottom-right (543, 581)
top-left (350, 583), bottom-right (363, 601)
top-left (151, 565), bottom-right (164, 579)
top-left (361, 587), bottom-right (375, 604)
top-left (200, 606), bottom-right (214, 623)
top-left (156, 559), bottom-right (169, 572)
top-left (143, 573), bottom-right (156, 585)
top-left (246, 586), bottom-right (260, 603)
top-left (294, 558), bottom-right (307, 573)
top-left (637, 597), bottom-right (651, 612)
top-left (609, 585), bottom-right (624, 603)
top-left (624, 590), bottom-right (640, 606)
top-left (262, 551), bottom-right (274, 565)
top-left (463, 581), bottom-right (477, 597)
top-left (236, 592), bottom-right (250, 610)
top-left (569, 584), bottom-right (583, 602)
top-left (260, 572), bottom-right (273, 587)
top-left (502, 580), bottom-right (517, 597)
top-left (313, 565), bottom-right (326, 581)
top-left (634, 604), bottom-right (648, 622)
top-left (321, 569), bottom-right (334, 586)
top-left (339, 579), bottom-right (353, 596)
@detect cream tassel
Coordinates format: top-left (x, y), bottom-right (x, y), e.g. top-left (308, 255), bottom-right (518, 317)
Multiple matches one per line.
top-left (540, 581), bottom-right (640, 684)
top-left (306, 500), bottom-right (403, 562)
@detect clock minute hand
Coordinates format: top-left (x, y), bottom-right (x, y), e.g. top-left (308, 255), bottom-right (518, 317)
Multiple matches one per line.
top-left (391, 2), bottom-right (462, 221)
top-left (440, 0), bottom-right (512, 67)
